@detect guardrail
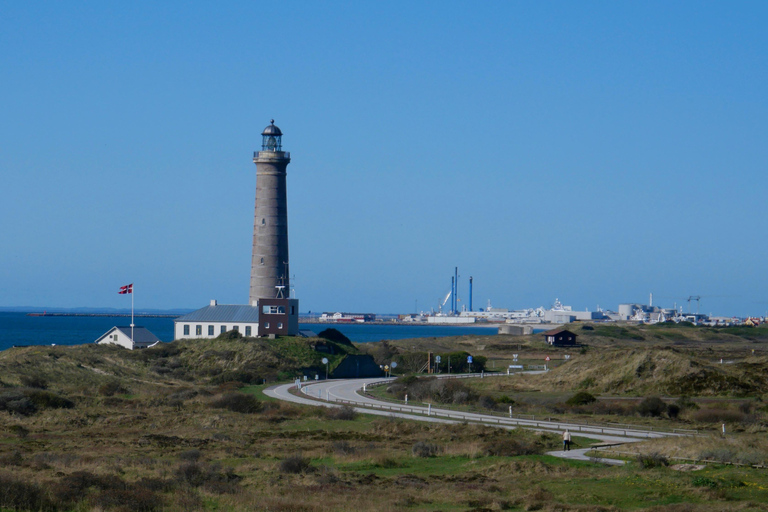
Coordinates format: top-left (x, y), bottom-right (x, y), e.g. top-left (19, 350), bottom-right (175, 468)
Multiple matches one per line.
top-left (358, 378), bottom-right (698, 436)
top-left (298, 382), bottom-right (690, 440)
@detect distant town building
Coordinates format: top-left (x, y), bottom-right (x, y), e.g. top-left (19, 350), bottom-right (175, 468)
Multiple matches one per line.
top-left (319, 312), bottom-right (376, 323)
top-left (543, 328), bottom-right (578, 346)
top-left (95, 326), bottom-right (161, 350)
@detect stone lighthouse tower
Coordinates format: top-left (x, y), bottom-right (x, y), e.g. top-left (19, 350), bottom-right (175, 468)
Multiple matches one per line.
top-left (250, 120), bottom-right (299, 336)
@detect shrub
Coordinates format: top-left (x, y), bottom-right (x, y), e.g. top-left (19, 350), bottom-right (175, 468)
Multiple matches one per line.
top-left (19, 375), bottom-right (48, 389)
top-left (0, 472), bottom-right (55, 511)
top-left (566, 391), bottom-right (597, 406)
top-left (210, 393), bottom-right (262, 414)
top-left (99, 381), bottom-right (129, 397)
top-left (179, 449), bottom-right (202, 462)
top-left (27, 390), bottom-right (74, 410)
top-left (279, 456), bottom-right (312, 474)
top-left (318, 328), bottom-right (353, 346)
top-left (483, 438), bottom-right (540, 457)
top-left (478, 395), bottom-right (497, 410)
top-left (637, 452), bottom-right (669, 468)
top-left (691, 408), bottom-right (746, 424)
top-left (9, 425), bottom-right (29, 438)
top-left (412, 442), bottom-right (441, 458)
top-left (637, 396), bottom-right (667, 417)
top-left (174, 462), bottom-right (240, 491)
top-left (217, 330), bottom-right (243, 340)
top-left (325, 405), bottom-right (358, 421)
top-left (0, 392), bottom-right (36, 416)
top-left (209, 371), bottom-right (261, 385)
top-left (496, 395), bottom-right (515, 405)
top-left (667, 404), bottom-right (681, 419)
top-left (92, 487), bottom-right (163, 512)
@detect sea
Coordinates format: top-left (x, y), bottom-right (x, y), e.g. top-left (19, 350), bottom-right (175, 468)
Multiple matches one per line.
top-left (0, 312), bottom-right (499, 351)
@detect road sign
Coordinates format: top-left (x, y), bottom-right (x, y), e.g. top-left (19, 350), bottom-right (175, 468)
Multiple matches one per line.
top-left (513, 354), bottom-right (518, 361)
top-left (435, 356), bottom-right (441, 363)
top-left (391, 362), bottom-right (398, 368)
top-left (321, 358), bottom-right (329, 364)
top-left (467, 356), bottom-right (473, 363)
top-left (545, 356), bottom-right (551, 361)
top-left (564, 355), bottom-right (571, 360)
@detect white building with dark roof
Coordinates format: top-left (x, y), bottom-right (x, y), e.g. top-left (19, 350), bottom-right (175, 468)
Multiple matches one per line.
top-left (174, 300), bottom-right (261, 340)
top-left (95, 326), bottom-right (161, 350)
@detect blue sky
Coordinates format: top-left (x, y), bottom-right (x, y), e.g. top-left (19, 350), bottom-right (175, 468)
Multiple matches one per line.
top-left (1, 1), bottom-right (766, 317)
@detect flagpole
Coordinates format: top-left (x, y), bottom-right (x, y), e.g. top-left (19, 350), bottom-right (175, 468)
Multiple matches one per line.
top-left (131, 284), bottom-right (134, 343)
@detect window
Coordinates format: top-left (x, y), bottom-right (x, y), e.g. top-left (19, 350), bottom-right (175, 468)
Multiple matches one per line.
top-left (233, 325), bottom-right (239, 332)
top-left (195, 325), bottom-right (202, 335)
top-left (264, 322), bottom-right (269, 329)
top-left (291, 306), bottom-right (296, 315)
top-left (277, 322), bottom-right (283, 329)
top-left (183, 325), bottom-right (190, 336)
top-left (260, 257), bottom-right (264, 265)
top-left (261, 218), bottom-right (266, 225)
top-left (208, 325), bottom-right (214, 336)
top-left (220, 326), bottom-right (226, 334)
top-left (262, 305), bottom-right (285, 314)
top-left (245, 326), bottom-right (251, 336)
top-left (113, 334), bottom-right (118, 341)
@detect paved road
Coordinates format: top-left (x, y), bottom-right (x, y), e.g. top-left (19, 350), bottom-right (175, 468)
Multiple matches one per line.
top-left (265, 376), bottom-right (688, 462)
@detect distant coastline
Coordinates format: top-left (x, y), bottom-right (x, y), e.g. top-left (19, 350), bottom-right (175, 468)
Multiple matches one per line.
top-left (26, 312), bottom-right (180, 318)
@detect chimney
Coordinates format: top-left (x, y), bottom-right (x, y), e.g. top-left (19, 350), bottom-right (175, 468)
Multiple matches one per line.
top-left (210, 300), bottom-right (218, 306)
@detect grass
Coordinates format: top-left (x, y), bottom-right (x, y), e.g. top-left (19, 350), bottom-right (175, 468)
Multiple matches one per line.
top-left (3, 327), bottom-right (768, 510)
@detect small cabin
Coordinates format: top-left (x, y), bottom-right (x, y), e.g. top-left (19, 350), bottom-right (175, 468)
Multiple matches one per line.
top-left (95, 326), bottom-right (161, 350)
top-left (542, 328), bottom-right (578, 346)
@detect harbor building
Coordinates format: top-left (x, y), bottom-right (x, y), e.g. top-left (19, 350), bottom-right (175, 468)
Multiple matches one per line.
top-left (175, 121), bottom-right (299, 339)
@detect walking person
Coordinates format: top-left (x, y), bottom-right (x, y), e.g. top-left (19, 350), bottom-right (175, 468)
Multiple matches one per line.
top-left (563, 429), bottom-right (571, 451)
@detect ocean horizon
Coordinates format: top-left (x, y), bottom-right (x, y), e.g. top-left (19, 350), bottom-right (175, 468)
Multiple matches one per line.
top-left (0, 311), bottom-right (501, 351)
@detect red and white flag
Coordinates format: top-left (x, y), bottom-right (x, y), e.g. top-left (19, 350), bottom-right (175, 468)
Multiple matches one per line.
top-left (118, 284), bottom-right (133, 294)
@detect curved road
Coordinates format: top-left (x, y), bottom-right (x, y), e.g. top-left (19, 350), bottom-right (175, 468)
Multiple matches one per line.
top-left (265, 376), bottom-right (690, 462)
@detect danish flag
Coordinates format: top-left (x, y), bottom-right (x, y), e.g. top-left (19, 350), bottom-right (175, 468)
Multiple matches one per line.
top-left (118, 284), bottom-right (133, 294)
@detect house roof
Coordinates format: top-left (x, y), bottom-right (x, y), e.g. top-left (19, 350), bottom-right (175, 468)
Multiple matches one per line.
top-left (542, 328), bottom-right (578, 337)
top-left (175, 304), bottom-right (260, 323)
top-left (95, 326), bottom-right (161, 344)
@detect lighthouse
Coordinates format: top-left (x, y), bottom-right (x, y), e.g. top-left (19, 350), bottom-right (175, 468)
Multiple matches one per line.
top-left (250, 120), bottom-right (299, 336)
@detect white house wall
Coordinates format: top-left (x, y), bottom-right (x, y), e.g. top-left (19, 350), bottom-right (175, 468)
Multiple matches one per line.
top-left (174, 321), bottom-right (259, 340)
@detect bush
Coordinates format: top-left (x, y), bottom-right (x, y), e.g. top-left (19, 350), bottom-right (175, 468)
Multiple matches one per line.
top-left (566, 391), bottom-right (597, 406)
top-left (19, 375), bottom-right (48, 389)
top-left (412, 441), bottom-right (441, 458)
top-left (667, 404), bottom-right (681, 419)
top-left (217, 330), bottom-right (243, 340)
top-left (9, 425), bottom-right (29, 439)
top-left (483, 438), bottom-right (540, 457)
top-left (0, 391), bottom-right (37, 416)
top-left (0, 472), bottom-right (55, 511)
top-left (99, 381), bottom-right (129, 397)
top-left (174, 462), bottom-right (240, 492)
top-left (318, 328), bottom-right (353, 346)
top-left (210, 393), bottom-right (262, 414)
top-left (637, 396), bottom-right (667, 417)
top-left (92, 487), bottom-right (163, 512)
top-left (325, 405), bottom-right (358, 421)
top-left (279, 456), bottom-right (312, 474)
top-left (496, 395), bottom-right (515, 405)
top-left (478, 395), bottom-right (497, 410)
top-left (637, 452), bottom-right (668, 468)
top-left (23, 390), bottom-right (73, 410)
top-left (691, 408), bottom-right (746, 424)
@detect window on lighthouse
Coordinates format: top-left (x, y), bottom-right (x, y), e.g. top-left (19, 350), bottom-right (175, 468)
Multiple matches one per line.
top-left (260, 258), bottom-right (264, 265)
